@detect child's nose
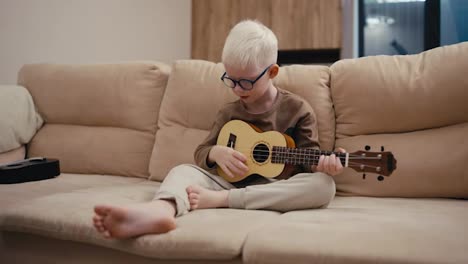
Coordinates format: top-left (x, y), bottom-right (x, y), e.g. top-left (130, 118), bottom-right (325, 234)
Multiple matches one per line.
top-left (233, 83), bottom-right (244, 93)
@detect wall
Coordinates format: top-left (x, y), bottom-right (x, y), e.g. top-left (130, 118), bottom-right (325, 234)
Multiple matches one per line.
top-left (191, 0), bottom-right (342, 63)
top-left (341, 0), bottom-right (358, 59)
top-left (0, 0), bottom-right (191, 84)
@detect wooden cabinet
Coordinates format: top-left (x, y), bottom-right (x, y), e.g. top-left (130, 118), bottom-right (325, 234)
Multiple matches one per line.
top-left (191, 0), bottom-right (342, 62)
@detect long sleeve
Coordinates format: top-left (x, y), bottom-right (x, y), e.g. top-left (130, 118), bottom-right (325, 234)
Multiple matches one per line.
top-left (193, 110), bottom-right (230, 172)
top-left (291, 102), bottom-right (320, 174)
top-left (293, 103), bottom-right (320, 150)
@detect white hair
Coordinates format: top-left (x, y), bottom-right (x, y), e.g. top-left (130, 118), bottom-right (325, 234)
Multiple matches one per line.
top-left (222, 20), bottom-right (278, 70)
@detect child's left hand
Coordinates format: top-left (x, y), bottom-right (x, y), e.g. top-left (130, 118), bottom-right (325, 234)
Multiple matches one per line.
top-left (313, 147), bottom-right (346, 176)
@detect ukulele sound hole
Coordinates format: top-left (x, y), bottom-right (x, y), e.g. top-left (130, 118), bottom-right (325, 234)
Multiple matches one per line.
top-left (252, 143), bottom-right (270, 164)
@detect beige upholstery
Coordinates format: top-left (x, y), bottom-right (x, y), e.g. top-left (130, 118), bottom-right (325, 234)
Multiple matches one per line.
top-left (273, 65), bottom-right (335, 151)
top-left (0, 173), bottom-right (144, 209)
top-left (2, 194), bottom-right (465, 264)
top-left (28, 124), bottom-right (156, 178)
top-left (18, 63), bottom-right (170, 132)
top-left (0, 232), bottom-right (242, 264)
top-left (243, 197), bottom-right (468, 264)
top-left (1, 181), bottom-right (280, 261)
top-left (1, 43), bottom-right (467, 264)
top-left (331, 42), bottom-right (468, 137)
top-left (0, 145), bottom-right (25, 165)
top-left (149, 60), bottom-right (333, 181)
top-left (149, 60), bottom-right (239, 181)
top-left (0, 85), bottom-right (43, 153)
top-left (331, 43), bottom-right (468, 198)
top-left (20, 62), bottom-right (171, 177)
top-left (334, 123), bottom-right (468, 197)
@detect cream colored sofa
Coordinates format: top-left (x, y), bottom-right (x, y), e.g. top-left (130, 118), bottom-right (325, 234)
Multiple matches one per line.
top-left (1, 42), bottom-right (467, 264)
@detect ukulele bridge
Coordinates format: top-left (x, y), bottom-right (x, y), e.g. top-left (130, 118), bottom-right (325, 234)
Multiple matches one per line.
top-left (227, 133), bottom-right (237, 149)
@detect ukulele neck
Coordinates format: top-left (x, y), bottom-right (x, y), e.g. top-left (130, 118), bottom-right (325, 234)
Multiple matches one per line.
top-left (270, 147), bottom-right (349, 167)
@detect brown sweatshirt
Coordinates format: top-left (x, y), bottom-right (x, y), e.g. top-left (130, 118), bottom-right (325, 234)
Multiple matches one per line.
top-left (194, 88), bottom-right (320, 178)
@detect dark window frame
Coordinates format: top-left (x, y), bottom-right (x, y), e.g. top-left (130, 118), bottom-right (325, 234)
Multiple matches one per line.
top-left (277, 49), bottom-right (340, 66)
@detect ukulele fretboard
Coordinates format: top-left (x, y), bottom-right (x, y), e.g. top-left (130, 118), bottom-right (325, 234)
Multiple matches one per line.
top-left (270, 147), bottom-right (348, 166)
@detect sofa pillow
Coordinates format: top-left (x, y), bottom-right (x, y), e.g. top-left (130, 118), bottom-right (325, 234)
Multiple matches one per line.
top-left (20, 62), bottom-right (170, 178)
top-left (334, 123), bottom-right (468, 198)
top-left (330, 42), bottom-right (468, 198)
top-left (149, 60), bottom-right (334, 181)
top-left (0, 146), bottom-right (26, 165)
top-left (331, 42), bottom-right (468, 138)
top-left (0, 85), bottom-right (43, 153)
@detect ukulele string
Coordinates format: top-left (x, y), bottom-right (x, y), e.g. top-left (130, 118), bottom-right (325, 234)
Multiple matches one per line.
top-left (223, 147), bottom-right (384, 169)
top-left (225, 148), bottom-right (380, 159)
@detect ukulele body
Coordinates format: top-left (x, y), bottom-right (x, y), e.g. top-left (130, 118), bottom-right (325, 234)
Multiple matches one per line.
top-left (216, 120), bottom-right (295, 182)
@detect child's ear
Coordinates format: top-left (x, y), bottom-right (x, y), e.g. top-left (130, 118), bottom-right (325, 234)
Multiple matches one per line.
top-left (269, 64), bottom-right (279, 79)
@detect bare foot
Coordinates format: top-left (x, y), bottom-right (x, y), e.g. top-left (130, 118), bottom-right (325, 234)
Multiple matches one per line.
top-left (186, 185), bottom-right (229, 210)
top-left (92, 200), bottom-right (176, 239)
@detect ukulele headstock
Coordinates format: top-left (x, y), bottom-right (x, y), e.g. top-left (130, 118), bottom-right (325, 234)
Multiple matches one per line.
top-left (347, 150), bottom-right (397, 178)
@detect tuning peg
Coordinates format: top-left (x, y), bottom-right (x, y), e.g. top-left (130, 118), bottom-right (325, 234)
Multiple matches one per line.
top-left (377, 175), bottom-right (384, 181)
top-left (381, 146), bottom-right (385, 151)
top-left (362, 173), bottom-right (366, 180)
top-left (365, 145), bottom-right (371, 151)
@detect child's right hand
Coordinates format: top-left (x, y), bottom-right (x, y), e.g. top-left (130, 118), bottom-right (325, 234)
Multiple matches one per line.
top-left (208, 145), bottom-right (249, 178)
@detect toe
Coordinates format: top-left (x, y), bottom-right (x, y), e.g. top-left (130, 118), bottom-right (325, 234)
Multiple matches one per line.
top-left (93, 215), bottom-right (102, 223)
top-left (189, 197), bottom-right (198, 204)
top-left (188, 193), bottom-right (199, 200)
top-left (93, 221), bottom-right (105, 233)
top-left (103, 230), bottom-right (111, 239)
top-left (94, 205), bottom-right (111, 216)
top-left (190, 185), bottom-right (201, 193)
top-left (95, 220), bottom-right (103, 228)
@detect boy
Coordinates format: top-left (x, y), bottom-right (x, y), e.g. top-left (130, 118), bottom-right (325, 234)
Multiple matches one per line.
top-left (93, 20), bottom-right (344, 239)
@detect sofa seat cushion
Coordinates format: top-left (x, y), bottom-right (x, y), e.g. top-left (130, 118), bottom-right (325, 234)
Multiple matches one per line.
top-left (0, 181), bottom-right (281, 261)
top-left (0, 231), bottom-right (244, 264)
top-left (243, 196), bottom-right (468, 264)
top-left (0, 173), bottom-right (144, 209)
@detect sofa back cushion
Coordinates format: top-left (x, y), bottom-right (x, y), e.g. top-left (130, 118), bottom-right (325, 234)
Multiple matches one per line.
top-left (20, 62), bottom-right (170, 177)
top-left (331, 42), bottom-right (468, 198)
top-left (149, 60), bottom-right (334, 181)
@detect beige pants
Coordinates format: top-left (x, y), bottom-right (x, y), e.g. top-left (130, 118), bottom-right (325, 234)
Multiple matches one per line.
top-left (154, 164), bottom-right (336, 217)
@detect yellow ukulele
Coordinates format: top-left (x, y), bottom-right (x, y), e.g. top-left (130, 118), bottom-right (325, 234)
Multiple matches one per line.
top-left (216, 120), bottom-right (397, 183)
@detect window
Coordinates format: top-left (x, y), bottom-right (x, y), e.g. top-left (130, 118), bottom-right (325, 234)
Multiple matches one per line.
top-left (358, 0), bottom-right (467, 57)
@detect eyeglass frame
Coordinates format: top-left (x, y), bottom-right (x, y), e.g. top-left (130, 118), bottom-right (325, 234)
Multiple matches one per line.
top-left (220, 64), bottom-right (274, 91)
